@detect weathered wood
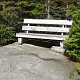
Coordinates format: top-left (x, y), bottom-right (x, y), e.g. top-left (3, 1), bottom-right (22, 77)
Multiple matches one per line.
top-left (16, 19), bottom-right (72, 48)
top-left (24, 19), bottom-right (72, 25)
top-left (16, 33), bottom-right (68, 40)
top-left (22, 26), bottom-right (69, 33)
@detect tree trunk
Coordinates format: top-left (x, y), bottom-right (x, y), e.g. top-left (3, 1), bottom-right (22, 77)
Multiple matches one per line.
top-left (47, 0), bottom-right (50, 19)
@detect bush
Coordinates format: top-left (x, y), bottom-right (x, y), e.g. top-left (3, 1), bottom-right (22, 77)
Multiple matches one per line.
top-left (77, 63), bottom-right (80, 80)
top-left (0, 24), bottom-right (15, 45)
top-left (64, 37), bottom-right (80, 62)
top-left (64, 10), bottom-right (80, 62)
top-left (77, 63), bottom-right (80, 74)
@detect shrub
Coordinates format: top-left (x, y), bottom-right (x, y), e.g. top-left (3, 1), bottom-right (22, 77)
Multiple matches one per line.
top-left (77, 63), bottom-right (80, 80)
top-left (0, 24), bottom-right (15, 45)
top-left (77, 63), bottom-right (80, 74)
top-left (64, 10), bottom-right (80, 62)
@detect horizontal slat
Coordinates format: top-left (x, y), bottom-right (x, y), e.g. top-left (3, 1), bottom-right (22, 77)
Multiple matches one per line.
top-left (16, 33), bottom-right (68, 40)
top-left (22, 26), bottom-right (69, 33)
top-left (24, 19), bottom-right (72, 25)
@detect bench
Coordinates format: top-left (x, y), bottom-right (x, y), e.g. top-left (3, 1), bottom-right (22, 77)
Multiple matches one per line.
top-left (16, 19), bottom-right (72, 48)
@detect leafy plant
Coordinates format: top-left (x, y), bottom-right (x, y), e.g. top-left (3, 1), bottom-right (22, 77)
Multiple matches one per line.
top-left (0, 24), bottom-right (15, 45)
top-left (77, 63), bottom-right (80, 80)
top-left (77, 63), bottom-right (80, 74)
top-left (64, 9), bottom-right (80, 62)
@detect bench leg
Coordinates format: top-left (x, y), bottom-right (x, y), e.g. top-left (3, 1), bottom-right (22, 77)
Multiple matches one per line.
top-left (60, 41), bottom-right (63, 48)
top-left (18, 38), bottom-right (23, 45)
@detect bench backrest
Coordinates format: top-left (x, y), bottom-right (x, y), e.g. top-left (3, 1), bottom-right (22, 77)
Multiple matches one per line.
top-left (22, 19), bottom-right (72, 33)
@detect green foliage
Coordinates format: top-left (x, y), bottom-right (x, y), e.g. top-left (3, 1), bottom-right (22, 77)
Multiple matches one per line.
top-left (31, 3), bottom-right (45, 18)
top-left (0, 6), bottom-right (23, 32)
top-left (66, 1), bottom-right (80, 20)
top-left (77, 63), bottom-right (80, 80)
top-left (66, 5), bottom-right (77, 19)
top-left (64, 10), bottom-right (80, 62)
top-left (17, 1), bottom-right (29, 9)
top-left (77, 63), bottom-right (80, 74)
top-left (0, 24), bottom-right (15, 45)
top-left (0, 2), bottom-right (3, 10)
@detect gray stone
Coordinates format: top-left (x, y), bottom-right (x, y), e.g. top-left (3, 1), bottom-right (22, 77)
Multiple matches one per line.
top-left (51, 46), bottom-right (65, 53)
top-left (0, 42), bottom-right (79, 80)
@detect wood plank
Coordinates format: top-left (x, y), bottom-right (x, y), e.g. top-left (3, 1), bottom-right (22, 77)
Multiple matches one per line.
top-left (16, 33), bottom-right (68, 40)
top-left (24, 19), bottom-right (72, 25)
top-left (22, 26), bottom-right (69, 33)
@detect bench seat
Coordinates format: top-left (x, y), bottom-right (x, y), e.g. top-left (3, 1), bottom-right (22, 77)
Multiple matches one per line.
top-left (16, 33), bottom-right (68, 40)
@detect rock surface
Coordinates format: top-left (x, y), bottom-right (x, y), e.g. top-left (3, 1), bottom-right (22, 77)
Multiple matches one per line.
top-left (0, 42), bottom-right (79, 80)
top-left (51, 46), bottom-right (65, 53)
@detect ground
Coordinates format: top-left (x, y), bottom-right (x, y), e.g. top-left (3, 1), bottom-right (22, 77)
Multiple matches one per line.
top-left (0, 42), bottom-right (79, 80)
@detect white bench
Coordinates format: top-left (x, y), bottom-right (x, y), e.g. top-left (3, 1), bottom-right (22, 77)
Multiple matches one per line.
top-left (16, 19), bottom-right (72, 47)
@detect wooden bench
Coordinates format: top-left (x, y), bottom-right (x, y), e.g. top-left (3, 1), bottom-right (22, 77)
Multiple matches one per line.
top-left (16, 19), bottom-right (72, 47)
